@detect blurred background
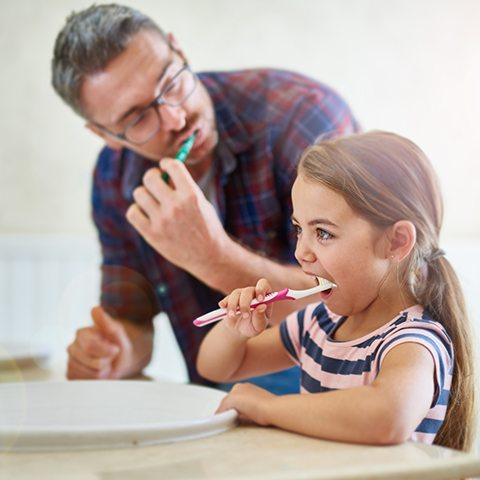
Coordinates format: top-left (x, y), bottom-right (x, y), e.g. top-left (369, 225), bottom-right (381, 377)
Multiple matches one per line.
top-left (0, 0), bottom-right (479, 385)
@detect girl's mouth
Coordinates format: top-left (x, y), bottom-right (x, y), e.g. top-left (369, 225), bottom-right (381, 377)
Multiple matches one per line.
top-left (319, 288), bottom-right (334, 300)
top-left (315, 276), bottom-right (335, 300)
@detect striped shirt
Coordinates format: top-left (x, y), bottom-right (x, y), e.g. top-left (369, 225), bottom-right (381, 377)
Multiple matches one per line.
top-left (92, 69), bottom-right (359, 384)
top-left (280, 303), bottom-right (453, 444)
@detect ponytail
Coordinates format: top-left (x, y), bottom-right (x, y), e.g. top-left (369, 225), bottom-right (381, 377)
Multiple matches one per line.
top-left (418, 255), bottom-right (476, 451)
top-left (300, 131), bottom-right (476, 451)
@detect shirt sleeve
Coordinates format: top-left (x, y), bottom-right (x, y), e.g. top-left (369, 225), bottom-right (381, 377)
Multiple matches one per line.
top-left (376, 323), bottom-right (454, 408)
top-left (92, 148), bottom-right (160, 325)
top-left (279, 308), bottom-right (307, 364)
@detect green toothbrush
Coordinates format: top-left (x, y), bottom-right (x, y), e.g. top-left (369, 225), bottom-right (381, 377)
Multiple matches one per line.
top-left (162, 132), bottom-right (197, 183)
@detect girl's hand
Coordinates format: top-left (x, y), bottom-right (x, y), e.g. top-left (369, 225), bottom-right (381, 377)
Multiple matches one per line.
top-left (215, 383), bottom-right (275, 425)
top-left (218, 278), bottom-right (273, 338)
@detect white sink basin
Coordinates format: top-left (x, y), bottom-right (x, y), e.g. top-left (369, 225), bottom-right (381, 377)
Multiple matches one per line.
top-left (0, 380), bottom-right (237, 451)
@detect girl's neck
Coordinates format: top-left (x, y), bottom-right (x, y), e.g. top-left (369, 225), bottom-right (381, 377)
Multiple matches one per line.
top-left (337, 289), bottom-right (418, 341)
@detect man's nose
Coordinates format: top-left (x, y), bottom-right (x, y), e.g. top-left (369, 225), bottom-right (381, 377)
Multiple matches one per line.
top-left (159, 104), bottom-right (186, 132)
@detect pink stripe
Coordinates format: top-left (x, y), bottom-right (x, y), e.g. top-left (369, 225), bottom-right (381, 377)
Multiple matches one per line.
top-left (285, 311), bottom-right (300, 358)
top-left (428, 404), bottom-right (447, 421)
top-left (300, 353), bottom-right (377, 388)
top-left (410, 431), bottom-right (435, 444)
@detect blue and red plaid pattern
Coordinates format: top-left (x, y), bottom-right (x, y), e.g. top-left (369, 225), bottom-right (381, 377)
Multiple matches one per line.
top-left (92, 69), bottom-right (359, 384)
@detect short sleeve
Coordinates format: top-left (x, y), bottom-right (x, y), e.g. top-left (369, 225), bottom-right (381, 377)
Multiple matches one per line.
top-left (376, 325), bottom-right (454, 408)
top-left (279, 308), bottom-right (307, 364)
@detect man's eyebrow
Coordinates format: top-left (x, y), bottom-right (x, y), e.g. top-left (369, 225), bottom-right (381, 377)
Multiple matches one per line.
top-left (291, 215), bottom-right (338, 228)
top-left (113, 59), bottom-right (174, 125)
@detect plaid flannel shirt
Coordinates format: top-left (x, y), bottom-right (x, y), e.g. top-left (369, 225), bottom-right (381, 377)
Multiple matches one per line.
top-left (92, 69), bottom-right (359, 384)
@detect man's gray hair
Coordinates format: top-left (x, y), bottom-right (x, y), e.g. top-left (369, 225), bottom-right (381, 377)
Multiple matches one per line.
top-left (51, 3), bottom-right (165, 117)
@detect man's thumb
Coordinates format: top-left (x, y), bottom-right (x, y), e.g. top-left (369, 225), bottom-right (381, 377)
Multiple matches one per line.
top-left (91, 306), bottom-right (125, 349)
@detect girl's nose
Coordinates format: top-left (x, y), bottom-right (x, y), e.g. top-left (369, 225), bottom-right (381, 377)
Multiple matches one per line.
top-left (295, 238), bottom-right (317, 264)
top-left (159, 104), bottom-right (186, 132)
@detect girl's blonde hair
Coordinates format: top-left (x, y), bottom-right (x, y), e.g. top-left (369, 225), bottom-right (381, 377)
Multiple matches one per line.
top-left (299, 131), bottom-right (475, 451)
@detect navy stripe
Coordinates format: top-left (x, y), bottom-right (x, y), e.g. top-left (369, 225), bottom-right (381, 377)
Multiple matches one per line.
top-left (312, 303), bottom-right (338, 335)
top-left (303, 331), bottom-right (375, 375)
top-left (414, 325), bottom-right (453, 359)
top-left (416, 417), bottom-right (443, 434)
top-left (437, 388), bottom-right (450, 406)
top-left (303, 331), bottom-right (324, 363)
top-left (301, 370), bottom-right (337, 393)
top-left (376, 332), bottom-right (446, 399)
top-left (280, 321), bottom-right (297, 360)
top-left (353, 315), bottom-right (408, 348)
top-left (298, 308), bottom-right (305, 347)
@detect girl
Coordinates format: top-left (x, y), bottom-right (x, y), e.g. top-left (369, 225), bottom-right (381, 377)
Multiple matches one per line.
top-left (197, 131), bottom-right (475, 450)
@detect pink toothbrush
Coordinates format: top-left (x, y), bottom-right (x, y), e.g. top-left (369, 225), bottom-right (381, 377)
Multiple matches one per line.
top-left (193, 277), bottom-right (336, 327)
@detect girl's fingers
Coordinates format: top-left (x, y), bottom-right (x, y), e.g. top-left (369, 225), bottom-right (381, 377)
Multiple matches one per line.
top-left (239, 287), bottom-right (255, 318)
top-left (255, 278), bottom-right (271, 301)
top-left (252, 304), bottom-right (268, 333)
top-left (265, 303), bottom-right (273, 321)
top-left (226, 289), bottom-right (242, 319)
top-left (218, 296), bottom-right (228, 308)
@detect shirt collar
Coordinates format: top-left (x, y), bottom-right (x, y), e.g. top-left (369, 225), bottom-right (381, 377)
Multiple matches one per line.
top-left (198, 72), bottom-right (252, 157)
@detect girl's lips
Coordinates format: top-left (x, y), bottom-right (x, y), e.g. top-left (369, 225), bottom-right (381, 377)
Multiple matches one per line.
top-left (319, 288), bottom-right (334, 301)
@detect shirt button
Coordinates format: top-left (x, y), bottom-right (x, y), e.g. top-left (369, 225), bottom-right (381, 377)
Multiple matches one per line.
top-left (156, 283), bottom-right (168, 296)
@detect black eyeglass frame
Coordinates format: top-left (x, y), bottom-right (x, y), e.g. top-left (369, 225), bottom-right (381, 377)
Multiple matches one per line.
top-left (93, 62), bottom-right (197, 145)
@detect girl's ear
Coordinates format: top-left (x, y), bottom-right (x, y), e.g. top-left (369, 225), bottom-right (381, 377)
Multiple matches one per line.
top-left (85, 122), bottom-right (123, 151)
top-left (385, 221), bottom-right (416, 262)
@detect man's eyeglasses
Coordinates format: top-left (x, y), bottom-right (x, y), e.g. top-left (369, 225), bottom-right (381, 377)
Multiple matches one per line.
top-left (95, 62), bottom-right (197, 145)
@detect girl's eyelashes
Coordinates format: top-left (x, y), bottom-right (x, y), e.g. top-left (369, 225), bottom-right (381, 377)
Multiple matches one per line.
top-left (316, 227), bottom-right (334, 243)
top-left (292, 223), bottom-right (334, 243)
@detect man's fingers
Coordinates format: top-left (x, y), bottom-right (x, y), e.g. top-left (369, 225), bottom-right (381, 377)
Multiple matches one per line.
top-left (142, 167), bottom-right (170, 201)
top-left (159, 158), bottom-right (198, 193)
top-left (91, 306), bottom-right (130, 351)
top-left (76, 327), bottom-right (120, 358)
top-left (132, 186), bottom-right (159, 217)
top-left (126, 203), bottom-right (150, 235)
top-left (67, 355), bottom-right (110, 380)
top-left (67, 342), bottom-right (114, 371)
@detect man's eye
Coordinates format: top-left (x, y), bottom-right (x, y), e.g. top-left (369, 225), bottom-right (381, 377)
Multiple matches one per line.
top-left (317, 228), bottom-right (333, 242)
top-left (293, 225), bottom-right (302, 236)
top-left (131, 111), bottom-right (149, 127)
top-left (164, 77), bottom-right (180, 95)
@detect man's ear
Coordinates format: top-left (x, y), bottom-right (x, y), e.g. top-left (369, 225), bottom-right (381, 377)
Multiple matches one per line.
top-left (85, 122), bottom-right (123, 151)
top-left (166, 32), bottom-right (188, 63)
top-left (385, 221), bottom-right (416, 262)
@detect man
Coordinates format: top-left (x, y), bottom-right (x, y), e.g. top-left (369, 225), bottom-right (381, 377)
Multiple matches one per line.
top-left (52, 4), bottom-right (358, 392)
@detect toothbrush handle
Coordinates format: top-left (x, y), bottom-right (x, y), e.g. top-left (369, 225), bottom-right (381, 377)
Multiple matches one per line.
top-left (193, 288), bottom-right (292, 327)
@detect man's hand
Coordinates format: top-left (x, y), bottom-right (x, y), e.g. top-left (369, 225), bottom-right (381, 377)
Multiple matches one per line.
top-left (125, 158), bottom-right (230, 273)
top-left (67, 306), bottom-right (140, 380)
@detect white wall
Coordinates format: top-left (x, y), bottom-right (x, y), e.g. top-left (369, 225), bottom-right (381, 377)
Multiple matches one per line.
top-left (0, 0), bottom-right (479, 239)
top-left (0, 0), bottom-right (479, 447)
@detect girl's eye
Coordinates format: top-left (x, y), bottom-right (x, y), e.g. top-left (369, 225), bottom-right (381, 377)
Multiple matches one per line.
top-left (293, 224), bottom-right (302, 236)
top-left (317, 228), bottom-right (333, 242)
